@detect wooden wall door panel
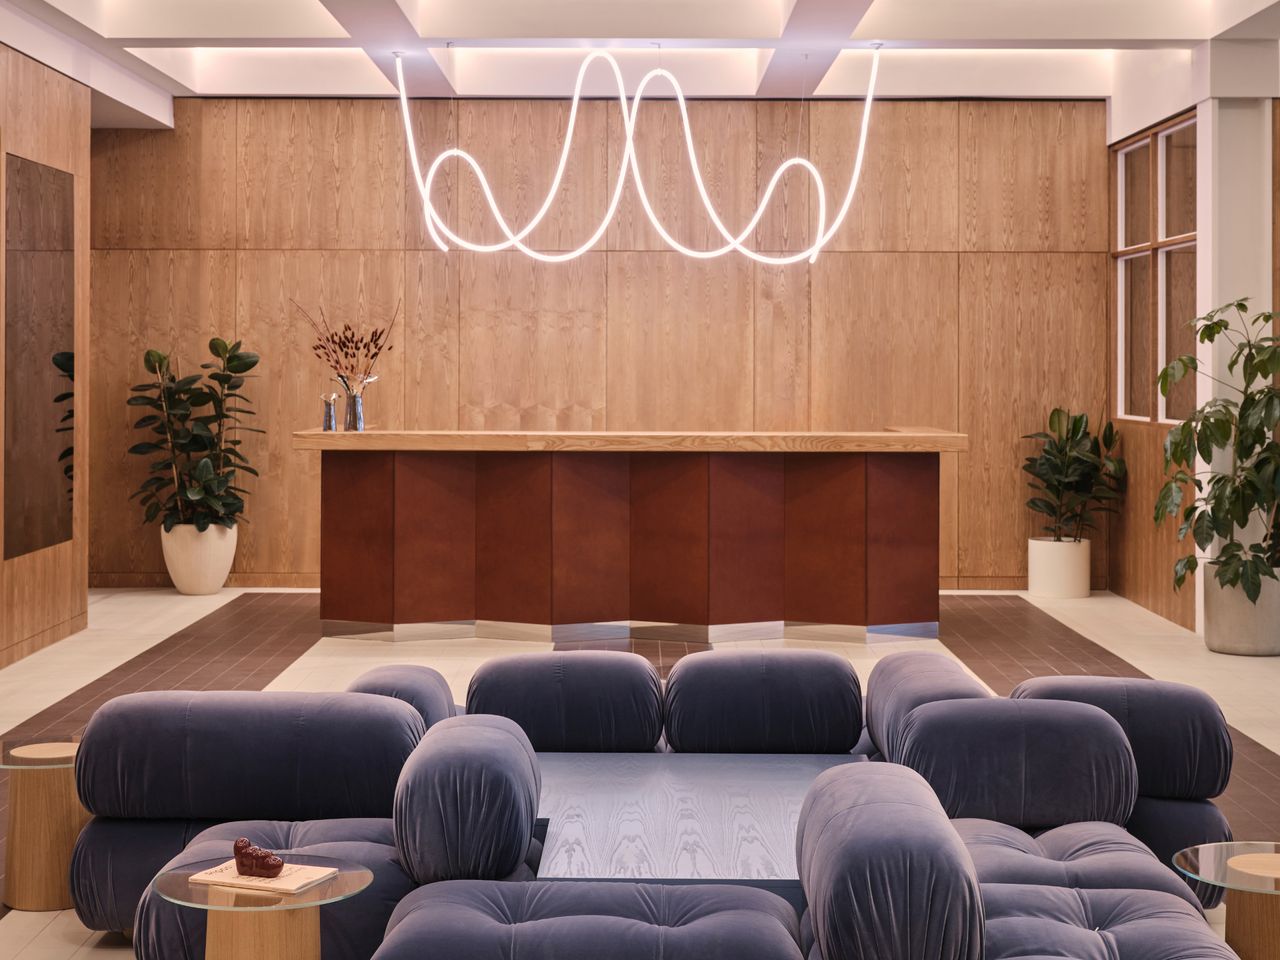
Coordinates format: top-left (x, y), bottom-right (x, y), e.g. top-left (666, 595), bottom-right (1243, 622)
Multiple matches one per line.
top-left (404, 251), bottom-right (459, 429)
top-left (606, 253), bottom-right (754, 430)
top-left (755, 102), bottom-right (811, 253)
top-left (235, 251), bottom-right (405, 579)
top-left (88, 250), bottom-right (236, 582)
top-left (91, 99), bottom-right (236, 250)
top-left (709, 453), bottom-right (785, 624)
top-left (456, 100), bottom-right (608, 253)
top-left (753, 262), bottom-right (809, 431)
top-left (320, 451), bottom-right (394, 623)
top-left (809, 101), bottom-right (959, 252)
top-left (783, 453), bottom-right (867, 625)
top-left (1108, 421), bottom-right (1195, 629)
top-left (403, 100), bottom-right (458, 251)
top-left (551, 453), bottom-right (630, 625)
top-left (237, 99), bottom-right (405, 250)
top-left (960, 101), bottom-right (1108, 253)
top-left (458, 252), bottom-right (606, 429)
top-left (958, 252), bottom-right (1109, 582)
top-left (394, 451), bottom-right (476, 623)
top-left (607, 101), bottom-right (757, 252)
top-left (630, 453), bottom-right (710, 624)
top-left (867, 453), bottom-right (940, 625)
top-left (475, 452), bottom-right (553, 623)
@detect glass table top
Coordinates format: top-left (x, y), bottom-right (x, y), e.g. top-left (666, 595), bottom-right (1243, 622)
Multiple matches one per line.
top-left (153, 856), bottom-right (373, 912)
top-left (1174, 842), bottom-right (1280, 895)
top-left (0, 737), bottom-right (80, 769)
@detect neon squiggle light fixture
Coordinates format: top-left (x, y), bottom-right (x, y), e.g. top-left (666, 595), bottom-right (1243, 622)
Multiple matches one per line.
top-left (395, 46), bottom-right (881, 264)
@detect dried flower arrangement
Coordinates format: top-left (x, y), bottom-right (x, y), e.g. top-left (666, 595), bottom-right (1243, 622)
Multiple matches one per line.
top-left (291, 299), bottom-right (399, 397)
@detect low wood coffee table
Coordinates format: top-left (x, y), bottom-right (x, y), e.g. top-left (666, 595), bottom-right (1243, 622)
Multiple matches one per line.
top-left (1175, 841), bottom-right (1280, 960)
top-left (1, 738), bottom-right (89, 911)
top-left (152, 856), bottom-right (372, 960)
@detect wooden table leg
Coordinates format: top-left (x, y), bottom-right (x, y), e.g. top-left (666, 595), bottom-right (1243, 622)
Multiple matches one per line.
top-left (1227, 889), bottom-right (1280, 960)
top-left (206, 906), bottom-right (322, 960)
top-left (3, 763), bottom-right (90, 911)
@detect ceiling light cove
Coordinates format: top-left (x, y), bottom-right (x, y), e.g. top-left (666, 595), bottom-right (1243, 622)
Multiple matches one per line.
top-left (396, 47), bottom-right (882, 265)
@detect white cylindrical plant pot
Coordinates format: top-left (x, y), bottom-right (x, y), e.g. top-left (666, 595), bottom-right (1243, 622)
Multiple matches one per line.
top-left (161, 524), bottom-right (238, 596)
top-left (1204, 573), bottom-right (1280, 656)
top-left (1027, 537), bottom-right (1091, 599)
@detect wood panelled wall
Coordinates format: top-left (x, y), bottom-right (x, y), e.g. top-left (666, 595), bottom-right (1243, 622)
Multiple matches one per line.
top-left (0, 47), bottom-right (91, 664)
top-left (89, 97), bottom-right (1109, 590)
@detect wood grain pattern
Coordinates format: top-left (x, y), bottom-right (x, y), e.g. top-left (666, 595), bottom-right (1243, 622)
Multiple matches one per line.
top-left (235, 251), bottom-right (405, 578)
top-left (606, 253), bottom-right (753, 431)
top-left (1107, 420), bottom-right (1195, 629)
top-left (753, 263), bottom-right (809, 431)
top-left (708, 453), bottom-right (785, 623)
top-left (92, 99), bottom-right (236, 249)
top-left (810, 101), bottom-right (959, 252)
top-left (3, 762), bottom-right (89, 910)
top-left (205, 902), bottom-right (321, 960)
top-left (394, 452), bottom-right (477, 623)
top-left (1225, 889), bottom-right (1280, 960)
top-left (630, 453), bottom-right (710, 624)
top-left (238, 99), bottom-right (404, 250)
top-left (958, 253), bottom-right (1110, 582)
top-left (403, 251), bottom-right (458, 429)
top-left (457, 100), bottom-right (607, 252)
top-left (551, 452), bottom-right (630, 624)
top-left (403, 100), bottom-right (458, 251)
top-left (458, 253), bottom-right (606, 429)
top-left (866, 453), bottom-right (940, 625)
top-left (754, 102), bottom-right (811, 253)
top-left (784, 453), bottom-right (867, 625)
top-left (961, 101), bottom-right (1108, 253)
top-left (608, 101), bottom-right (756, 252)
top-left (538, 752), bottom-right (855, 879)
top-left (320, 451), bottom-right (394, 623)
top-left (293, 430), bottom-right (968, 453)
top-left (475, 452), bottom-right (553, 623)
top-left (2, 46), bottom-right (92, 660)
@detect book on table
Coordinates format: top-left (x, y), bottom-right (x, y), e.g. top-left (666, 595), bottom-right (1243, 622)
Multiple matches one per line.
top-left (188, 860), bottom-right (338, 895)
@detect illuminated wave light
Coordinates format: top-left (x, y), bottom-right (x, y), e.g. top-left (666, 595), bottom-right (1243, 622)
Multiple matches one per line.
top-left (395, 47), bottom-right (882, 264)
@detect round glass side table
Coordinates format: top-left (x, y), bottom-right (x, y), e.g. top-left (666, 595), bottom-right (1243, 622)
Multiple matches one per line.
top-left (1175, 841), bottom-right (1280, 960)
top-left (153, 856), bottom-right (373, 960)
top-left (0, 737), bottom-right (88, 911)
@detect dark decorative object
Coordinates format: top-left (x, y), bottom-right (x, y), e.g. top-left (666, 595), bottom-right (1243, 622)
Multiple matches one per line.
top-left (127, 339), bottom-right (262, 532)
top-left (233, 837), bottom-right (284, 879)
top-left (292, 299), bottom-right (397, 432)
top-left (53, 350), bottom-right (74, 500)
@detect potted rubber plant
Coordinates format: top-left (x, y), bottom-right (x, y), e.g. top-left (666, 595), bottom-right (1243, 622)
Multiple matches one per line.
top-left (1156, 299), bottom-right (1280, 655)
top-left (127, 338), bottom-right (261, 595)
top-left (1022, 408), bottom-right (1126, 599)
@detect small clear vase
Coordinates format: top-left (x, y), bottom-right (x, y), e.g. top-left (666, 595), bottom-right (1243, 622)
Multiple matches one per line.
top-left (338, 375), bottom-right (377, 432)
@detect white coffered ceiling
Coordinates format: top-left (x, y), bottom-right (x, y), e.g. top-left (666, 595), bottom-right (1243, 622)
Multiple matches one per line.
top-left (3, 0), bottom-right (1280, 129)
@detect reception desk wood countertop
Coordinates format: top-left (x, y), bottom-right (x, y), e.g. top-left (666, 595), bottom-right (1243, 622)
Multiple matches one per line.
top-left (292, 428), bottom-right (968, 454)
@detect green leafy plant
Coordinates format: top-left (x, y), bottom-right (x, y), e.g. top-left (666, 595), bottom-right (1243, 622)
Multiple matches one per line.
top-left (1023, 408), bottom-right (1127, 542)
top-left (1156, 299), bottom-right (1280, 602)
top-left (127, 338), bottom-right (262, 532)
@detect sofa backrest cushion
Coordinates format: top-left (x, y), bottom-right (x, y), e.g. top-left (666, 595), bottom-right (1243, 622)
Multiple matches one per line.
top-left (394, 714), bottom-right (540, 885)
top-left (466, 651), bottom-right (663, 752)
top-left (76, 690), bottom-right (425, 820)
top-left (1010, 675), bottom-right (1232, 800)
top-left (346, 664), bottom-right (456, 730)
top-left (898, 698), bottom-right (1138, 830)
top-left (797, 763), bottom-right (983, 960)
top-left (664, 650), bottom-right (862, 753)
top-left (864, 652), bottom-right (991, 761)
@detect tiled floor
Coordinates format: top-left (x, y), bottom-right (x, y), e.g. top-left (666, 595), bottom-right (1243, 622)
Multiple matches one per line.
top-left (3, 586), bottom-right (1273, 954)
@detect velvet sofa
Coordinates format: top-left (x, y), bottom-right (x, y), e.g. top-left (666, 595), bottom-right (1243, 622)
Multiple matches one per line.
top-left (71, 666), bottom-right (454, 934)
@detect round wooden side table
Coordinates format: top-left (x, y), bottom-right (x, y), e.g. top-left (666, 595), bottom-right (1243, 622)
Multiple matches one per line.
top-left (152, 856), bottom-right (373, 960)
top-left (1, 738), bottom-right (89, 911)
top-left (1175, 840), bottom-right (1280, 960)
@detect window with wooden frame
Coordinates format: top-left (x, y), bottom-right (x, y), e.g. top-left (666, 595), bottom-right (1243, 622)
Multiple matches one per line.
top-left (1112, 113), bottom-right (1198, 423)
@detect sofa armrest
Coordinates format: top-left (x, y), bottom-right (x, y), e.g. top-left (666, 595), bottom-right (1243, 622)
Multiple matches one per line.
top-left (347, 665), bottom-right (456, 729)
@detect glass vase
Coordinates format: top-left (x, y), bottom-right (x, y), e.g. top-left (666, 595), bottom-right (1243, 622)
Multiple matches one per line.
top-left (338, 375), bottom-right (377, 432)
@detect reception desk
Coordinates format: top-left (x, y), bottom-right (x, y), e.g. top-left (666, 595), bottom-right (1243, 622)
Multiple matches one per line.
top-left (293, 430), bottom-right (967, 641)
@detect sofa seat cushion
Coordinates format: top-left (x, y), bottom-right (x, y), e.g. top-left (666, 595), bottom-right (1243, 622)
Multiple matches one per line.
top-left (376, 880), bottom-right (805, 960)
top-left (982, 884), bottom-right (1236, 960)
top-left (133, 818), bottom-right (416, 960)
top-left (955, 820), bottom-right (1201, 909)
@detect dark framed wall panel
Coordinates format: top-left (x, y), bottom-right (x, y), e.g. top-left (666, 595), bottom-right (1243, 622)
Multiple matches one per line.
top-left (320, 451), bottom-right (395, 622)
top-left (783, 453), bottom-right (867, 625)
top-left (474, 452), bottom-right (553, 623)
top-left (708, 453), bottom-right (785, 624)
top-left (393, 451), bottom-right (476, 623)
top-left (866, 453), bottom-right (940, 626)
top-left (551, 452), bottom-right (630, 625)
top-left (629, 453), bottom-right (711, 624)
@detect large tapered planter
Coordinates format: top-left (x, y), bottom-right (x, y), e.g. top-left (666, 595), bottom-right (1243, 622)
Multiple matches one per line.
top-left (161, 524), bottom-right (238, 596)
top-left (1027, 537), bottom-right (1091, 599)
top-left (1205, 574), bottom-right (1280, 656)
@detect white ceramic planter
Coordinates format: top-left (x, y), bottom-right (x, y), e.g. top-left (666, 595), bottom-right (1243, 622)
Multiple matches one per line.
top-left (161, 523), bottom-right (238, 596)
top-left (1027, 537), bottom-right (1091, 599)
top-left (1204, 573), bottom-right (1280, 656)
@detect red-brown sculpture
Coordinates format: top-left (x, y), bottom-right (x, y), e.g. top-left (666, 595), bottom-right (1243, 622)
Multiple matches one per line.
top-left (233, 837), bottom-right (285, 879)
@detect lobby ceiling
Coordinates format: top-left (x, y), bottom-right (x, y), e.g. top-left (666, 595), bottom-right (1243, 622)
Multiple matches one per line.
top-left (5, 0), bottom-right (1280, 120)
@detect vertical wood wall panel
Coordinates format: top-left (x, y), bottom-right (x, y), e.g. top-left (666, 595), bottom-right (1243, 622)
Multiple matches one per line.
top-left (1, 46), bottom-right (91, 662)
top-left (88, 96), bottom-right (1153, 613)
